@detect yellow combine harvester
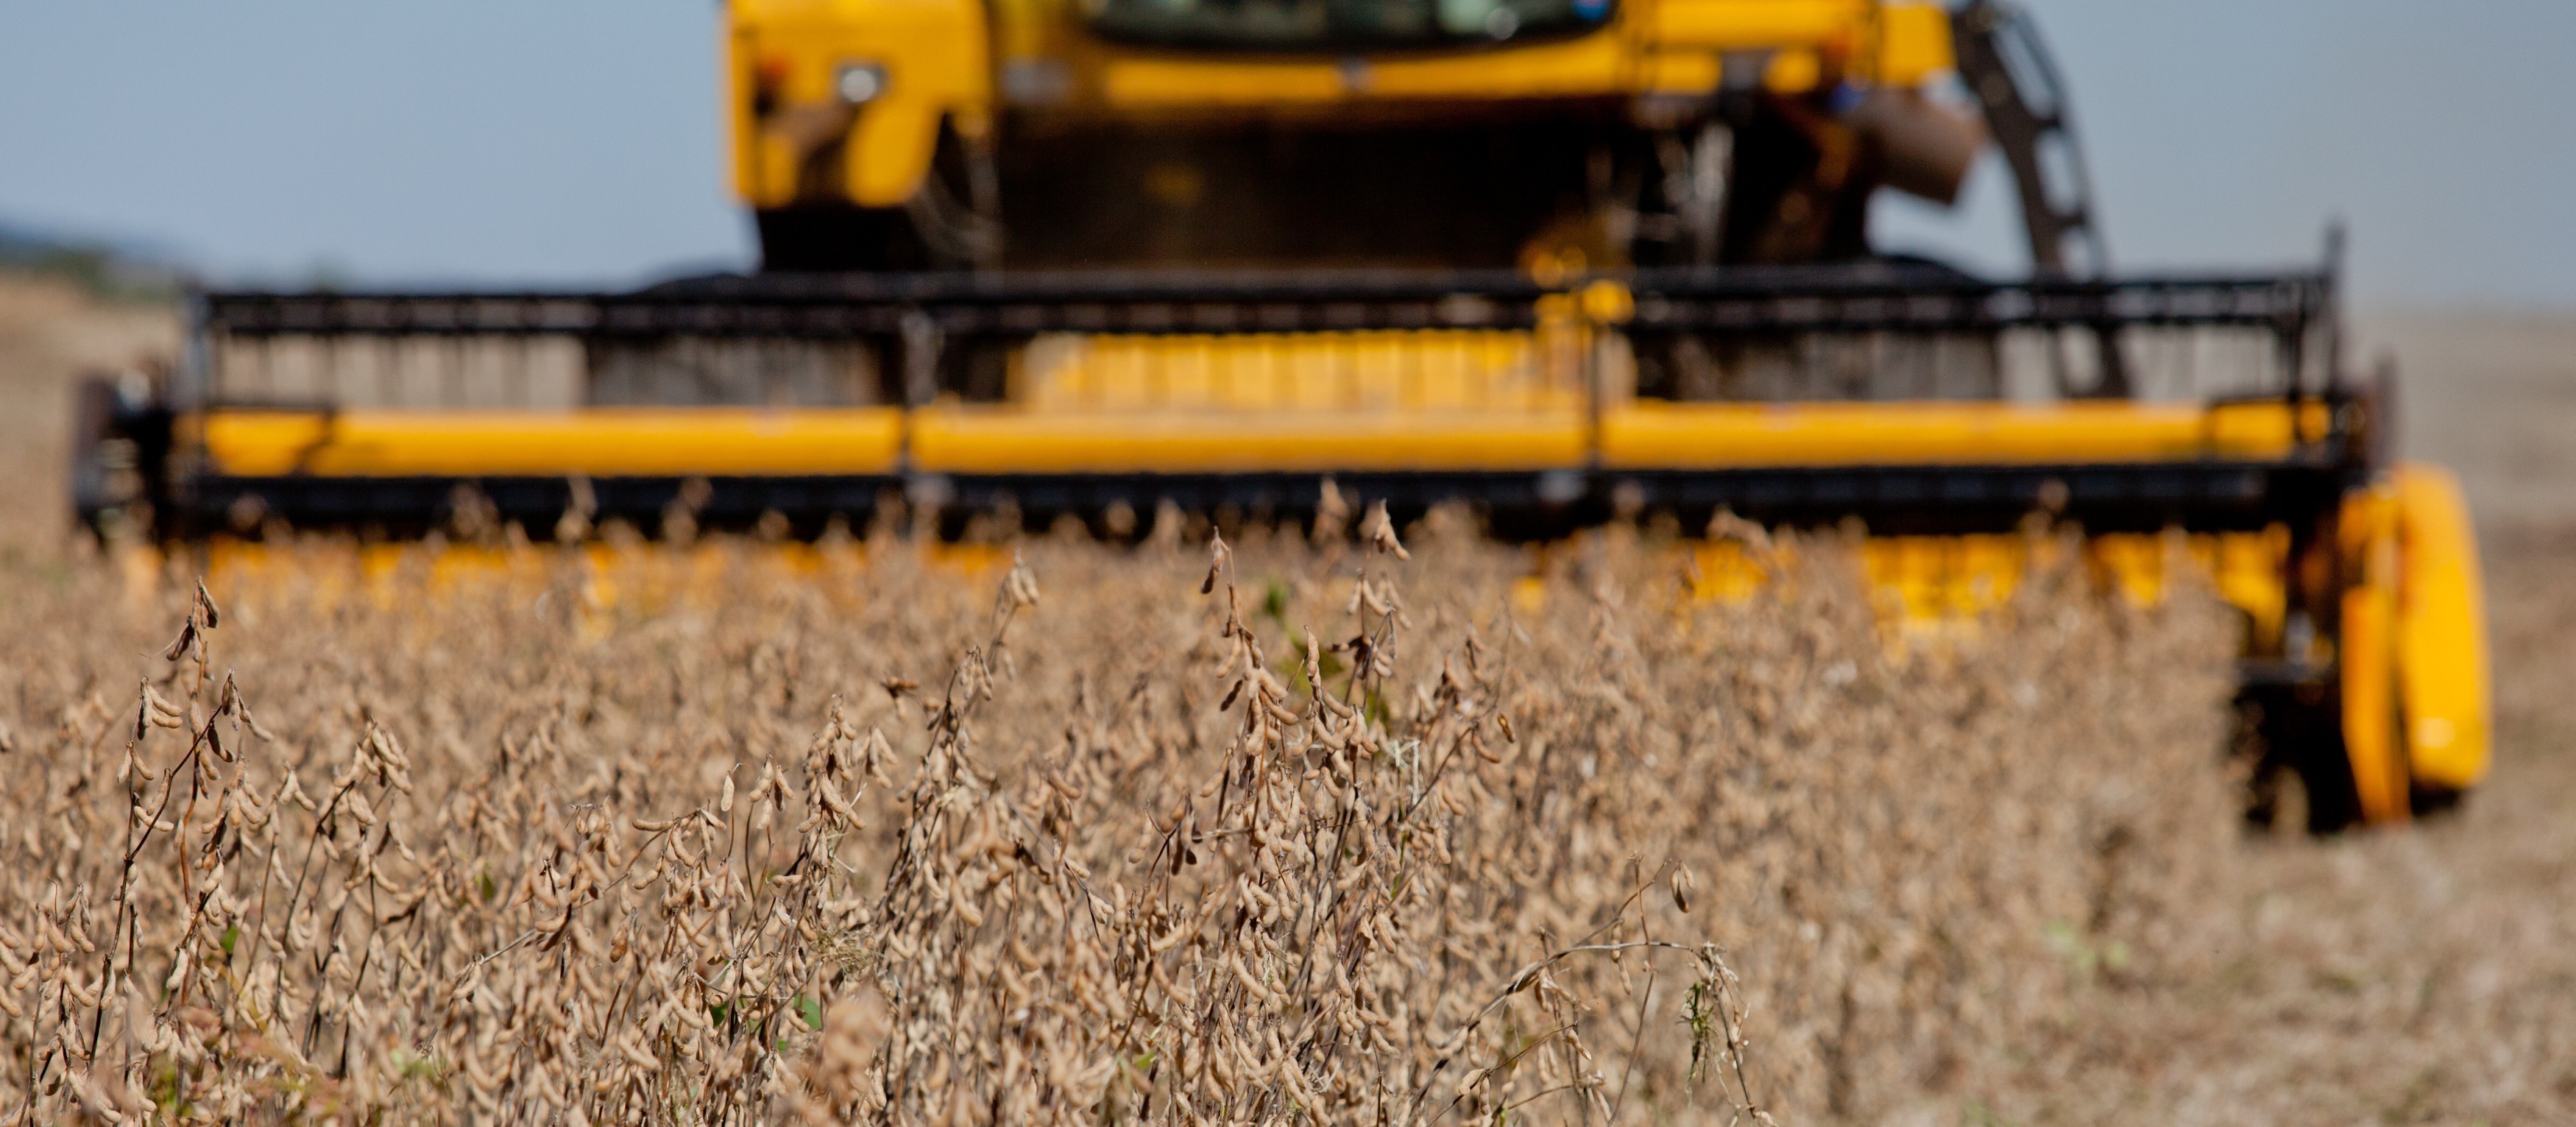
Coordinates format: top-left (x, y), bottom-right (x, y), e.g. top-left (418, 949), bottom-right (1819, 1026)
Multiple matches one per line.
top-left (69, 1), bottom-right (2485, 830)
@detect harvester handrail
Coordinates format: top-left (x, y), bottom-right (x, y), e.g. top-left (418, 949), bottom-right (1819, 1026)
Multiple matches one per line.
top-left (174, 264), bottom-right (2343, 434)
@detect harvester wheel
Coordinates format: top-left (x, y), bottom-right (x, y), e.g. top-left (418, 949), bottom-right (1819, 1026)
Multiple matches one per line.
top-left (2287, 747), bottom-right (2360, 835)
top-left (2411, 781), bottom-right (2469, 819)
top-left (2239, 688), bottom-right (2365, 835)
top-left (2290, 735), bottom-right (2366, 835)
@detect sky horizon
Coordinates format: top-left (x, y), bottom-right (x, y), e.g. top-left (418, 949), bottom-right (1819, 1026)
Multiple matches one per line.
top-left (3, 1), bottom-right (2569, 306)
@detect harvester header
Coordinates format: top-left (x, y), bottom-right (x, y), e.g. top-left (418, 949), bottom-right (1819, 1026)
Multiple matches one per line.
top-left (69, 0), bottom-right (2489, 834)
top-left (110, 263), bottom-right (2338, 539)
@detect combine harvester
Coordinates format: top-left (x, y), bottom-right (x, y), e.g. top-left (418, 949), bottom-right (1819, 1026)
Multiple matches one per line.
top-left (69, 1), bottom-right (2483, 830)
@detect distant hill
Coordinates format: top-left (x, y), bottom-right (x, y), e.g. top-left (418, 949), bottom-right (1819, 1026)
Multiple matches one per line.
top-left (0, 219), bottom-right (188, 301)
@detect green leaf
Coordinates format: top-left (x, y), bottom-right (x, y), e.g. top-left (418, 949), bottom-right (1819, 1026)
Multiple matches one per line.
top-left (1362, 688), bottom-right (1392, 725)
top-left (796, 994), bottom-right (824, 1031)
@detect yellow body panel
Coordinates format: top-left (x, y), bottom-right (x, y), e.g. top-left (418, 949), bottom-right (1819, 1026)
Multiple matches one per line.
top-left (1690, 529), bottom-right (2290, 652)
top-left (1761, 49), bottom-right (1823, 92)
top-left (2207, 525), bottom-right (2294, 651)
top-left (197, 399), bottom-right (2335, 481)
top-left (1016, 330), bottom-right (1577, 413)
top-left (912, 409), bottom-right (1588, 473)
top-left (728, 0), bottom-right (1939, 209)
top-left (2393, 462), bottom-right (2491, 791)
top-left (1099, 35), bottom-right (1641, 107)
top-left (1872, 1), bottom-right (1955, 85)
top-left (729, 0), bottom-right (991, 208)
top-left (1602, 400), bottom-right (2329, 468)
top-left (1861, 533), bottom-right (2034, 624)
top-left (2338, 484), bottom-right (2410, 823)
top-left (202, 409), bottom-right (906, 478)
top-left (1097, 60), bottom-right (1356, 107)
top-left (1641, 50), bottom-right (1725, 93)
top-left (1647, 0), bottom-right (1866, 49)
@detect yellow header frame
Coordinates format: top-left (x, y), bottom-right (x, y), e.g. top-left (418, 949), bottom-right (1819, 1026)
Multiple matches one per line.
top-left (199, 398), bottom-right (2326, 480)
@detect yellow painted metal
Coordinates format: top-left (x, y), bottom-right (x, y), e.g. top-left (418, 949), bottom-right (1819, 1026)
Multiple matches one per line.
top-left (1096, 59), bottom-right (1356, 107)
top-left (1641, 51), bottom-right (1724, 93)
top-left (194, 540), bottom-right (886, 640)
top-left (1687, 539), bottom-right (1777, 603)
top-left (2392, 463), bottom-right (2491, 791)
top-left (728, 0), bottom-right (991, 208)
top-left (726, 0), bottom-right (1950, 211)
top-left (1646, 0), bottom-right (1867, 52)
top-left (1602, 400), bottom-right (2331, 468)
top-left (194, 398), bottom-right (2337, 481)
top-left (199, 409), bottom-right (906, 478)
top-left (1102, 34), bottom-right (1637, 107)
top-left (912, 394), bottom-right (2326, 476)
top-left (2087, 531), bottom-right (2188, 610)
top-left (1014, 330), bottom-right (1579, 414)
top-left (1866, 533), bottom-right (2031, 624)
top-left (1762, 49), bottom-right (1823, 92)
top-left (2338, 484), bottom-right (2410, 824)
top-left (1872, 1), bottom-right (1955, 86)
top-left (911, 408), bottom-right (1588, 473)
top-left (2207, 525), bottom-right (2293, 652)
top-left (1686, 529), bottom-right (2290, 652)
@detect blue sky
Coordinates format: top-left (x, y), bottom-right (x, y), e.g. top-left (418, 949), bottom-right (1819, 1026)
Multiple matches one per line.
top-left (3, 1), bottom-right (2569, 304)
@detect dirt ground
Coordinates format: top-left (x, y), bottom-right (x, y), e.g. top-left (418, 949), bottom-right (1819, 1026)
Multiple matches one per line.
top-left (0, 272), bottom-right (172, 557)
top-left (0, 275), bottom-right (2569, 1124)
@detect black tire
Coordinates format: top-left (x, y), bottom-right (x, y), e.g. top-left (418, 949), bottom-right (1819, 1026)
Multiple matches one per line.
top-left (2410, 782), bottom-right (2469, 821)
top-left (2239, 685), bottom-right (2364, 834)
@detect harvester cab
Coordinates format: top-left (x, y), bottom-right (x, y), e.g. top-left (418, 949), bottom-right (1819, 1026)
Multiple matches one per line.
top-left (735, 0), bottom-right (1992, 275)
top-left (68, 0), bottom-right (2488, 832)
